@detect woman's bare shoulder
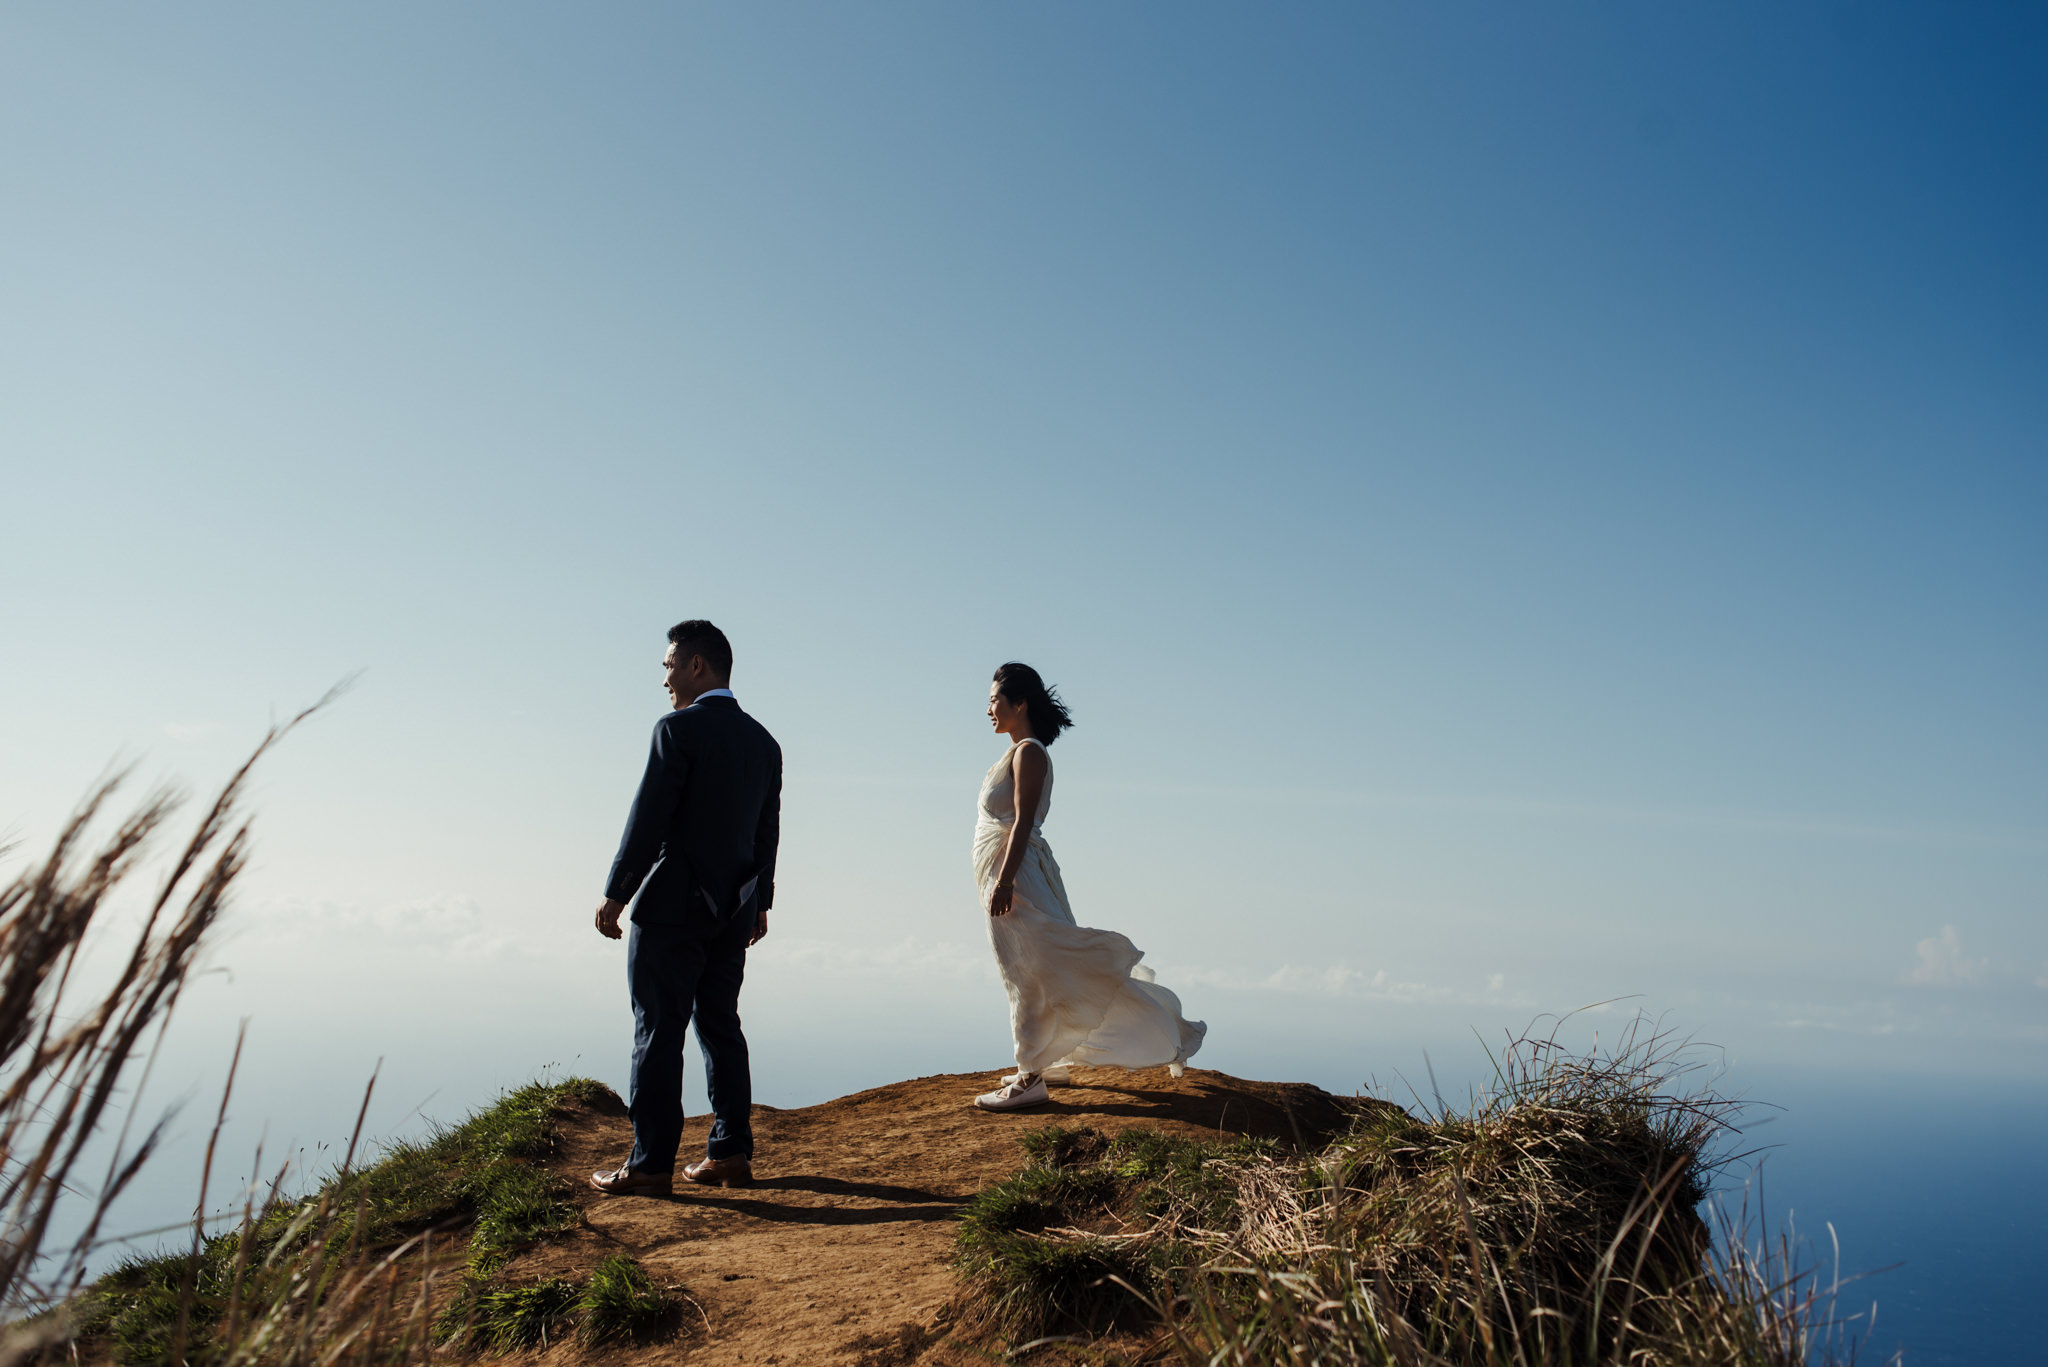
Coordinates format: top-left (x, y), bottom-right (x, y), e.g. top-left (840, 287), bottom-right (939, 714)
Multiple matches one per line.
top-left (1012, 738), bottom-right (1051, 772)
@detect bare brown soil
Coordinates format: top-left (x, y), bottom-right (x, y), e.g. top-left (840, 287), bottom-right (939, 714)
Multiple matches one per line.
top-left (502, 1066), bottom-right (1371, 1366)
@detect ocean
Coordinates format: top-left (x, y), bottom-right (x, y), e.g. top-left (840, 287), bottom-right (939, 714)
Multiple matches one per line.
top-left (1724, 1074), bottom-right (2047, 1366)
top-left (47, 978), bottom-right (2043, 1365)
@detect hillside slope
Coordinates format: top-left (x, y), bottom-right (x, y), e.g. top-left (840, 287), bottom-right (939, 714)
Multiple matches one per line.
top-left (508, 1066), bottom-right (1370, 1366)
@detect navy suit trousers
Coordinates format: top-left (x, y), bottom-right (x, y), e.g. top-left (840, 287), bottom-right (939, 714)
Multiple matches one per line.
top-left (625, 914), bottom-right (754, 1172)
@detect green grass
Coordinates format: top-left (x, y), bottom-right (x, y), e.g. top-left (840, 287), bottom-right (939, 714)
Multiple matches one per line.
top-left (0, 723), bottom-right (682, 1365)
top-left (330, 1075), bottom-right (609, 1272)
top-left (577, 1253), bottom-right (677, 1345)
top-left (442, 1255), bottom-right (679, 1351)
top-left (954, 1019), bottom-right (1857, 1366)
top-left (72, 1237), bottom-right (245, 1365)
top-left (463, 1277), bottom-right (581, 1352)
top-left (69, 1076), bottom-right (619, 1363)
top-left (957, 1126), bottom-right (1274, 1341)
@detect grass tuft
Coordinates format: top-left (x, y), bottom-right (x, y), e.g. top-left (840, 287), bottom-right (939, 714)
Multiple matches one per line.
top-left (466, 1277), bottom-right (581, 1352)
top-left (956, 1014), bottom-right (1871, 1365)
top-left (70, 1239), bottom-right (241, 1364)
top-left (333, 1074), bottom-right (608, 1270)
top-left (67, 1075), bottom-right (608, 1363)
top-left (577, 1254), bottom-right (677, 1345)
top-left (957, 1127), bottom-right (1271, 1340)
top-left (439, 1254), bottom-right (680, 1351)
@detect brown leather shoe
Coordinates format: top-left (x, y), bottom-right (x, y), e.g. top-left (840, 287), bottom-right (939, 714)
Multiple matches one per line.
top-left (682, 1154), bottom-right (753, 1188)
top-left (589, 1163), bottom-right (672, 1196)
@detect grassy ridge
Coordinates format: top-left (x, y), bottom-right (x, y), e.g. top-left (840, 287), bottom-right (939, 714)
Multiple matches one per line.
top-left (956, 1021), bottom-right (1864, 1366)
top-left (958, 1126), bottom-right (1280, 1338)
top-left (68, 1078), bottom-right (680, 1362)
top-left (6, 756), bottom-right (1862, 1366)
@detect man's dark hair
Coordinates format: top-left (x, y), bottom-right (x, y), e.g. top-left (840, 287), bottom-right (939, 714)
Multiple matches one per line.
top-left (992, 661), bottom-right (1074, 745)
top-left (668, 619), bottom-right (734, 679)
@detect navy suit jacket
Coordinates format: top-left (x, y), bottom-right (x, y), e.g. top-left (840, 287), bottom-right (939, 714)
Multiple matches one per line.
top-left (604, 695), bottom-right (783, 926)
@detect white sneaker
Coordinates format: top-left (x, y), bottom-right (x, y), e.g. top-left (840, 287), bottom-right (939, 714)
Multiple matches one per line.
top-left (974, 1076), bottom-right (1051, 1111)
top-left (1003, 1066), bottom-right (1069, 1087)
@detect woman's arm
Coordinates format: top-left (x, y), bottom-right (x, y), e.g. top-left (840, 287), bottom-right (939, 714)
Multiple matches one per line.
top-left (988, 742), bottom-right (1049, 917)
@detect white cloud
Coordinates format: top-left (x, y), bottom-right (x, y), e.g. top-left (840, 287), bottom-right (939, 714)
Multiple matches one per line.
top-left (1254, 963), bottom-right (1374, 995)
top-left (1771, 1017), bottom-right (1900, 1036)
top-left (1157, 961), bottom-right (1529, 1007)
top-left (732, 940), bottom-right (1531, 1008)
top-left (746, 940), bottom-right (1523, 1006)
top-left (240, 894), bottom-right (544, 961)
top-left (758, 935), bottom-right (991, 981)
top-left (1905, 925), bottom-right (1986, 987)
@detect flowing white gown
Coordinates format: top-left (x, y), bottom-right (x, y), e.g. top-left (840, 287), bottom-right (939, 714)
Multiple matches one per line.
top-left (975, 738), bottom-right (1206, 1077)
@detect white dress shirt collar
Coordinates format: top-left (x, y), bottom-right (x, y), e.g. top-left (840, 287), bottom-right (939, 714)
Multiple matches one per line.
top-left (690, 687), bottom-right (736, 705)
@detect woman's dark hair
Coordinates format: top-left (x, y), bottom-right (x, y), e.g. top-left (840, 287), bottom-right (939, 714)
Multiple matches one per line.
top-left (993, 662), bottom-right (1074, 745)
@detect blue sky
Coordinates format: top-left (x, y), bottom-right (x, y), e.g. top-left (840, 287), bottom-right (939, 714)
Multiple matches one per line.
top-left (2, 3), bottom-right (2043, 1207)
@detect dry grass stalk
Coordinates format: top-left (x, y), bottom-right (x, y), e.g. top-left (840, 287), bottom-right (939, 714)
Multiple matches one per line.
top-left (2, 698), bottom-right (679, 1366)
top-left (1, 699), bottom-right (335, 1341)
top-left (0, 691), bottom-right (469, 1367)
top-left (1156, 1016), bottom-right (1881, 1366)
top-left (957, 1014), bottom-right (1887, 1366)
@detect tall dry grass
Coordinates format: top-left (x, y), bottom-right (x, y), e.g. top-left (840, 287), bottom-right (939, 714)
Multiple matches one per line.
top-left (958, 1014), bottom-right (1890, 1366)
top-left (0, 693), bottom-right (464, 1367)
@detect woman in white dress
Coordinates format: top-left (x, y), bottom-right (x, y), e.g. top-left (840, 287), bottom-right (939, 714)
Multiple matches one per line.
top-left (972, 663), bottom-right (1207, 1111)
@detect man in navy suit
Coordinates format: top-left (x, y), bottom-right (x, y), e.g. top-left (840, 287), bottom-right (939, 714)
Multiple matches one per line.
top-left (590, 619), bottom-right (782, 1196)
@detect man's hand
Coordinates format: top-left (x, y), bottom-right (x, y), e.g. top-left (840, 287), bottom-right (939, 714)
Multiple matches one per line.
top-left (748, 909), bottom-right (769, 947)
top-left (594, 898), bottom-right (626, 940)
top-left (988, 884), bottom-right (1014, 917)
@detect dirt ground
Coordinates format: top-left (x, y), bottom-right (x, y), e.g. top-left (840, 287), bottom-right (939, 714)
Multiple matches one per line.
top-left (503, 1066), bottom-right (1367, 1366)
